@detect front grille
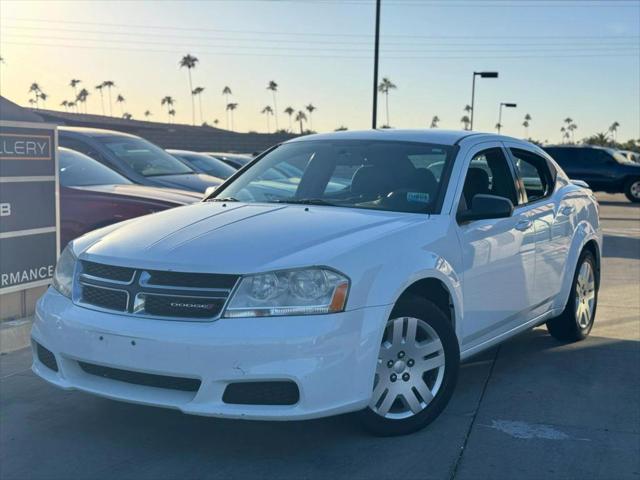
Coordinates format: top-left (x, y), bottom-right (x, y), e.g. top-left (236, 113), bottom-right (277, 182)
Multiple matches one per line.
top-left (36, 342), bottom-right (58, 372)
top-left (83, 261), bottom-right (134, 283)
top-left (145, 270), bottom-right (238, 289)
top-left (222, 381), bottom-right (300, 406)
top-left (143, 294), bottom-right (225, 319)
top-left (77, 260), bottom-right (239, 321)
top-left (78, 361), bottom-right (201, 392)
top-left (82, 285), bottom-right (128, 311)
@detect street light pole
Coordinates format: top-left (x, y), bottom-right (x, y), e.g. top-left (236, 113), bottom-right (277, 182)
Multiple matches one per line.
top-left (372, 0), bottom-right (381, 129)
top-left (470, 71), bottom-right (498, 131)
top-left (497, 102), bottom-right (517, 134)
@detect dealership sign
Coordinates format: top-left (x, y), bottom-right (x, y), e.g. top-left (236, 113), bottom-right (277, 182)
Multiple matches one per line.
top-left (0, 121), bottom-right (59, 294)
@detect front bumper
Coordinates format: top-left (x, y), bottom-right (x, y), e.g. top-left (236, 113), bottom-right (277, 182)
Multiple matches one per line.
top-left (31, 288), bottom-right (389, 420)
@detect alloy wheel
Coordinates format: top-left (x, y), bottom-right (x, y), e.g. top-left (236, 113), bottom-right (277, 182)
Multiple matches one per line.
top-left (630, 181), bottom-right (640, 200)
top-left (369, 317), bottom-right (446, 419)
top-left (575, 260), bottom-right (596, 328)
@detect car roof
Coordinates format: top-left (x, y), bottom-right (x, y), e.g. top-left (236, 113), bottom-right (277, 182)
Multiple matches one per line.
top-left (166, 149), bottom-right (208, 156)
top-left (544, 144), bottom-right (605, 150)
top-left (58, 126), bottom-right (140, 138)
top-left (285, 129), bottom-right (519, 146)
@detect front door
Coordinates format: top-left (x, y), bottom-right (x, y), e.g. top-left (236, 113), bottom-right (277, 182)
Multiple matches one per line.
top-left (454, 144), bottom-right (537, 350)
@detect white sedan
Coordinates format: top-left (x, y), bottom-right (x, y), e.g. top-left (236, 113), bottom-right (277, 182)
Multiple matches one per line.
top-left (32, 130), bottom-right (601, 436)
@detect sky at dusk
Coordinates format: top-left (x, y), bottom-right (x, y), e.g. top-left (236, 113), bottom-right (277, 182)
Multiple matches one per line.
top-left (0, 0), bottom-right (638, 142)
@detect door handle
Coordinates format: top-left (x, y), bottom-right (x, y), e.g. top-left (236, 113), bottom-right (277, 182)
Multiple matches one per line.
top-left (560, 205), bottom-right (575, 216)
top-left (515, 219), bottom-right (532, 231)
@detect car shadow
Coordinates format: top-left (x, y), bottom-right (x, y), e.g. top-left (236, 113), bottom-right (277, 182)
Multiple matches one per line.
top-left (597, 200), bottom-right (639, 208)
top-left (603, 234), bottom-right (640, 259)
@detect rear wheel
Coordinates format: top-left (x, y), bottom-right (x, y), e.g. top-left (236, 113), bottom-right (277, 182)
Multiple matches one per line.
top-left (624, 179), bottom-right (640, 203)
top-left (546, 250), bottom-right (598, 342)
top-left (359, 296), bottom-right (459, 436)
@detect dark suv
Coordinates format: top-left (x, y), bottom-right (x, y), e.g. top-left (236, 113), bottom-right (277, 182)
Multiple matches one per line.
top-left (544, 145), bottom-right (640, 203)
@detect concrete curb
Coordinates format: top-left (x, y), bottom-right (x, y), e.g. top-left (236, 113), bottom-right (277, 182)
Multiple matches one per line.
top-left (0, 317), bottom-right (32, 354)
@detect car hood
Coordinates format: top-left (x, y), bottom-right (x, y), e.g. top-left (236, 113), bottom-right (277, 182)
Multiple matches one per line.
top-left (147, 173), bottom-right (222, 193)
top-left (72, 184), bottom-right (202, 204)
top-left (78, 202), bottom-right (424, 273)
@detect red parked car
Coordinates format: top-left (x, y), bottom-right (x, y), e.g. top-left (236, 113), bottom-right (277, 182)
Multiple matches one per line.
top-left (59, 147), bottom-right (201, 246)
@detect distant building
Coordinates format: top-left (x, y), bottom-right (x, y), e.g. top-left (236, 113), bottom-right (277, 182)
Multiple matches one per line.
top-left (27, 104), bottom-right (298, 154)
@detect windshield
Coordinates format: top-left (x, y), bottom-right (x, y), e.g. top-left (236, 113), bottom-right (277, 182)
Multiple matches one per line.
top-left (97, 136), bottom-right (194, 177)
top-left (173, 152), bottom-right (236, 179)
top-left (59, 148), bottom-right (131, 187)
top-left (212, 140), bottom-right (455, 214)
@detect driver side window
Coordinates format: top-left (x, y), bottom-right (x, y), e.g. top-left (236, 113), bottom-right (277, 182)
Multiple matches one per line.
top-left (461, 148), bottom-right (518, 210)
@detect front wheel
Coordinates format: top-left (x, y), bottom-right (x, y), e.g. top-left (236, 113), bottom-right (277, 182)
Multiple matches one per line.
top-left (359, 296), bottom-right (459, 436)
top-left (624, 179), bottom-right (640, 203)
top-left (546, 250), bottom-right (598, 342)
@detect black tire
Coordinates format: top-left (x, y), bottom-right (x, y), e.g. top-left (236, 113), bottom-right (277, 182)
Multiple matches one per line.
top-left (359, 295), bottom-right (460, 436)
top-left (624, 178), bottom-right (640, 203)
top-left (546, 250), bottom-right (598, 342)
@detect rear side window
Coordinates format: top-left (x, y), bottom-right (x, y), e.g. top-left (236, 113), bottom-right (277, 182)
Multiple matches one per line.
top-left (509, 148), bottom-right (555, 203)
top-left (544, 148), bottom-right (574, 168)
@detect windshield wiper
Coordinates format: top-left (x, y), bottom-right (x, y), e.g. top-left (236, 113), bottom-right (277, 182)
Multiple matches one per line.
top-left (208, 197), bottom-right (239, 202)
top-left (271, 198), bottom-right (337, 206)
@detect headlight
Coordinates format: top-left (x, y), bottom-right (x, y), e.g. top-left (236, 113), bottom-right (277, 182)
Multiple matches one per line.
top-left (52, 245), bottom-right (76, 298)
top-left (224, 267), bottom-right (349, 318)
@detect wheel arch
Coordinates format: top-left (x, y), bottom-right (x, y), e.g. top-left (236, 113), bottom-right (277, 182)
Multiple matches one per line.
top-left (397, 278), bottom-right (457, 331)
top-left (555, 220), bottom-right (602, 312)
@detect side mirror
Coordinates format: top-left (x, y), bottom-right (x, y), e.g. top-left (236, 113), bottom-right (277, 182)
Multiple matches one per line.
top-left (457, 194), bottom-right (514, 223)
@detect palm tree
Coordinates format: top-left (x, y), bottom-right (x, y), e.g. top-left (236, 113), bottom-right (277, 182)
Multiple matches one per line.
top-left (495, 122), bottom-right (503, 132)
top-left (226, 102), bottom-right (238, 131)
top-left (28, 99), bottom-right (36, 108)
top-left (115, 94), bottom-right (125, 116)
top-left (377, 78), bottom-right (397, 127)
top-left (122, 112), bottom-right (133, 120)
top-left (464, 104), bottom-right (473, 115)
top-left (430, 115), bottom-right (440, 128)
top-left (608, 121), bottom-right (620, 142)
top-left (67, 101), bottom-right (76, 113)
top-left (28, 82), bottom-right (41, 108)
top-left (60, 100), bottom-right (69, 112)
top-left (70, 79), bottom-right (81, 100)
top-left (295, 110), bottom-right (307, 134)
top-left (95, 84), bottom-right (105, 115)
top-left (144, 110), bottom-right (152, 118)
top-left (305, 103), bottom-right (316, 131)
top-left (37, 92), bottom-right (47, 109)
top-left (284, 107), bottom-right (295, 132)
top-left (192, 86), bottom-right (205, 124)
top-left (222, 86), bottom-right (232, 129)
top-left (568, 123), bottom-right (578, 143)
top-left (102, 81), bottom-right (115, 115)
top-left (179, 54), bottom-right (199, 125)
top-left (161, 96), bottom-right (175, 122)
top-left (76, 88), bottom-right (89, 113)
top-left (523, 113), bottom-right (532, 137)
top-left (213, 119), bottom-right (219, 126)
top-left (460, 115), bottom-right (471, 130)
top-left (267, 81), bottom-right (279, 131)
top-left (261, 105), bottom-right (274, 133)
top-left (168, 109), bottom-right (176, 121)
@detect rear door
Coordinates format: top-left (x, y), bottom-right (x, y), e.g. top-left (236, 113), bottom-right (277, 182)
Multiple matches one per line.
top-left (505, 143), bottom-right (572, 315)
top-left (453, 142), bottom-right (537, 350)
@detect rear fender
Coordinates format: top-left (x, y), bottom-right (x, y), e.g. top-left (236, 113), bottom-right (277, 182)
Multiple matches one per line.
top-left (554, 220), bottom-right (602, 312)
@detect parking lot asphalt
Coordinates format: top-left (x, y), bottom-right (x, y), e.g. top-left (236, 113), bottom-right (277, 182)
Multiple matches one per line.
top-left (1, 193), bottom-right (638, 480)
